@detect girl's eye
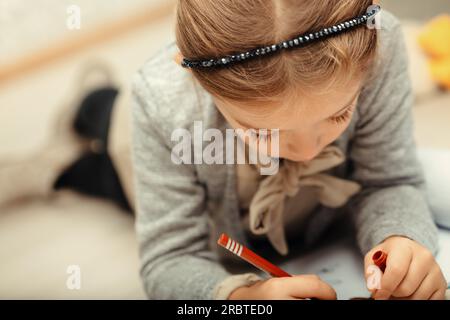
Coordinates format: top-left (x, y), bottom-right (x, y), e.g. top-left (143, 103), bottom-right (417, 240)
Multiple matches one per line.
top-left (329, 105), bottom-right (356, 125)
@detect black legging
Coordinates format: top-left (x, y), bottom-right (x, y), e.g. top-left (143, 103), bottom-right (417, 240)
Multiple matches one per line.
top-left (53, 87), bottom-right (132, 212)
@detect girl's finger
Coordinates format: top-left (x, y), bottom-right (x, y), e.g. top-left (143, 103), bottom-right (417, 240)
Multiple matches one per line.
top-left (409, 266), bottom-right (447, 300)
top-left (408, 272), bottom-right (438, 300)
top-left (374, 246), bottom-right (412, 300)
top-left (286, 275), bottom-right (337, 300)
top-left (429, 289), bottom-right (446, 300)
top-left (392, 253), bottom-right (430, 298)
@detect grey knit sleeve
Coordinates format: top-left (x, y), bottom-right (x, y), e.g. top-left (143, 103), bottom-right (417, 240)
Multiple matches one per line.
top-left (348, 18), bottom-right (439, 256)
top-left (131, 71), bottom-right (237, 299)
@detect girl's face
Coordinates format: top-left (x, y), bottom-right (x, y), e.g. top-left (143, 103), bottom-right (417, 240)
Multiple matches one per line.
top-left (213, 79), bottom-right (362, 162)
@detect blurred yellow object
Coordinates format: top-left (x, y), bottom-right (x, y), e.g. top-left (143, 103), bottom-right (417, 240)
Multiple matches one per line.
top-left (429, 58), bottom-right (450, 90)
top-left (419, 15), bottom-right (450, 90)
top-left (419, 15), bottom-right (450, 59)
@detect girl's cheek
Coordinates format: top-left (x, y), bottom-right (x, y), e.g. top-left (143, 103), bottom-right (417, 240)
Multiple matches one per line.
top-left (322, 124), bottom-right (349, 146)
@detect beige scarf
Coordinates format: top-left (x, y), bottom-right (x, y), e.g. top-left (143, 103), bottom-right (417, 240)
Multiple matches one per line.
top-left (246, 145), bottom-right (361, 255)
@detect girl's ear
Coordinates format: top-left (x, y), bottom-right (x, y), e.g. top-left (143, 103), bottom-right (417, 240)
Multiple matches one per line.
top-left (173, 52), bottom-right (185, 67)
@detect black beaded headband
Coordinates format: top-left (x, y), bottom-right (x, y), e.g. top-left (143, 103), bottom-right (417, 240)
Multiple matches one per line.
top-left (181, 4), bottom-right (381, 69)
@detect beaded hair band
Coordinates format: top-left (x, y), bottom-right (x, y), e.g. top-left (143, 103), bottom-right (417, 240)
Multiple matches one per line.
top-left (181, 4), bottom-right (381, 69)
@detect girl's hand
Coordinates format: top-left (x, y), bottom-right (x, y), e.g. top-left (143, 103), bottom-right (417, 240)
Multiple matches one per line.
top-left (365, 236), bottom-right (447, 300)
top-left (228, 275), bottom-right (337, 300)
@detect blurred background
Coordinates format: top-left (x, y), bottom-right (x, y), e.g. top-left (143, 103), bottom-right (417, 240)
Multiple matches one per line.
top-left (0, 0), bottom-right (449, 299)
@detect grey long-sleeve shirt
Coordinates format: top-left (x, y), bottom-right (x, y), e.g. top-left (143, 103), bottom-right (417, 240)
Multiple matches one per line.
top-left (131, 10), bottom-right (438, 300)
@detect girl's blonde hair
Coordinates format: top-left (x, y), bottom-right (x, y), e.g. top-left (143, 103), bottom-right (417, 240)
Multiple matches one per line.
top-left (176, 0), bottom-right (378, 103)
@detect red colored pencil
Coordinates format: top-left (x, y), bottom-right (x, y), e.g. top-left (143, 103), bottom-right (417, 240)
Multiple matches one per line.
top-left (372, 250), bottom-right (387, 273)
top-left (217, 233), bottom-right (292, 278)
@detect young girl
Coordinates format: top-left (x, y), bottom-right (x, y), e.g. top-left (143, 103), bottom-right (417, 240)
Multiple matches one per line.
top-left (132, 0), bottom-right (447, 299)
